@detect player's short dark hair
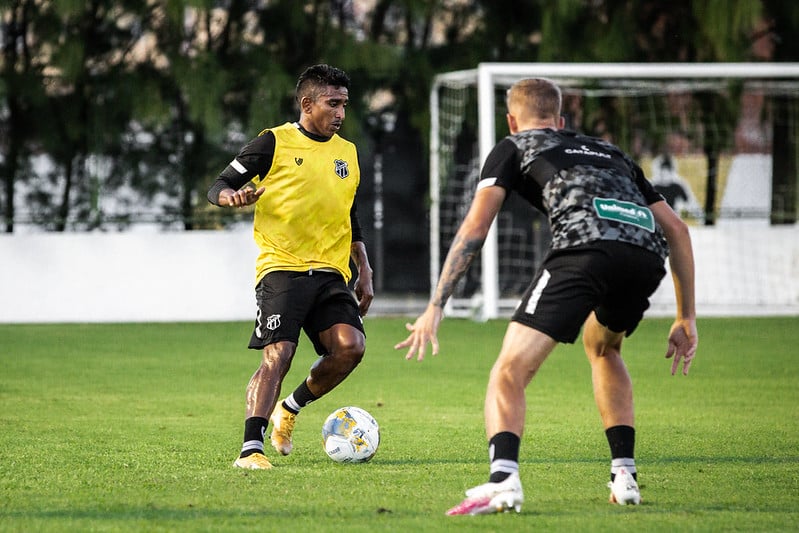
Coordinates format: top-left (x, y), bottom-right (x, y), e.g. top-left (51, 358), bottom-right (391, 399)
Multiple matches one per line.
top-left (296, 64), bottom-right (350, 103)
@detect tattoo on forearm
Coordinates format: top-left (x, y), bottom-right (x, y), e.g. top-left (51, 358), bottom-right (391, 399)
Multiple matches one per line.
top-left (433, 234), bottom-right (484, 307)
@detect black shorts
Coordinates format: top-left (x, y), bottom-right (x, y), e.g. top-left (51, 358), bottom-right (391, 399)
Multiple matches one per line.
top-left (512, 241), bottom-right (667, 343)
top-left (248, 270), bottom-right (364, 355)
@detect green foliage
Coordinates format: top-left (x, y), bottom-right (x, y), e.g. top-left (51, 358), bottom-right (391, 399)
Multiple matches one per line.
top-left (539, 0), bottom-right (767, 63)
top-left (693, 0), bottom-right (763, 60)
top-left (598, 4), bottom-right (638, 62)
top-left (0, 317), bottom-right (797, 531)
top-left (162, 0), bottom-right (189, 26)
top-left (245, 65), bottom-right (296, 135)
top-left (1, 0), bottom-right (795, 231)
top-left (539, 0), bottom-right (593, 62)
top-left (49, 38), bottom-right (86, 83)
top-left (764, 1), bottom-right (799, 61)
top-left (173, 54), bottom-right (227, 134)
top-left (52, 0), bottom-right (88, 17)
top-left (131, 75), bottom-right (172, 129)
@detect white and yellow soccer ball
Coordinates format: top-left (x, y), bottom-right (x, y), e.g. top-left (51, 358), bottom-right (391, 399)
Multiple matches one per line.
top-left (322, 406), bottom-right (380, 463)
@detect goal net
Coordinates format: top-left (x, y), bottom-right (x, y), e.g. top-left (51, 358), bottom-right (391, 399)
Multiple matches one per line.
top-left (430, 63), bottom-right (799, 319)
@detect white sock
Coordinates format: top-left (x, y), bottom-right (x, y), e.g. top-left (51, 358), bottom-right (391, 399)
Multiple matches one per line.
top-left (283, 395), bottom-right (302, 413)
top-left (611, 457), bottom-right (637, 479)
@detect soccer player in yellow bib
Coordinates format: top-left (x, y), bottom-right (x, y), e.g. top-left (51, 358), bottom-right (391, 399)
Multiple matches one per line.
top-left (208, 64), bottom-right (374, 470)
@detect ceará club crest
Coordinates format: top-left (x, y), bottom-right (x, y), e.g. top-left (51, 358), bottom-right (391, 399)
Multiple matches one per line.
top-left (334, 159), bottom-right (349, 179)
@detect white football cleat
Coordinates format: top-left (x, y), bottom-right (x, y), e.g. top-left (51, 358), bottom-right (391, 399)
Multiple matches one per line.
top-left (608, 467), bottom-right (641, 505)
top-left (446, 472), bottom-right (524, 515)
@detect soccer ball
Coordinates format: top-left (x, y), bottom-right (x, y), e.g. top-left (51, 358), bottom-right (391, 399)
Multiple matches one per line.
top-left (321, 406), bottom-right (380, 463)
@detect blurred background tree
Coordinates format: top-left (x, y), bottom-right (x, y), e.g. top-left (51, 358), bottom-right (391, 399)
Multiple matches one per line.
top-left (1, 0), bottom-right (797, 286)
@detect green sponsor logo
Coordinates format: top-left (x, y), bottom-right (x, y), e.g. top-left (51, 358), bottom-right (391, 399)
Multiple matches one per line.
top-left (593, 198), bottom-right (655, 232)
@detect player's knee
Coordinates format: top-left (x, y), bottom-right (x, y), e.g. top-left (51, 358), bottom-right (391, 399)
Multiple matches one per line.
top-left (583, 318), bottom-right (623, 358)
top-left (491, 352), bottom-right (532, 386)
top-left (344, 338), bottom-right (366, 366)
top-left (332, 335), bottom-right (365, 368)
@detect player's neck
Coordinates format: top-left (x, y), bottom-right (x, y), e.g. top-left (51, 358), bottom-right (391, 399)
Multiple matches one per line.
top-left (295, 121), bottom-right (331, 142)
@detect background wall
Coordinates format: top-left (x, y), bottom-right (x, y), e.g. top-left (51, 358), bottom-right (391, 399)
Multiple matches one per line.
top-left (1, 224), bottom-right (797, 324)
top-left (0, 230), bottom-right (258, 323)
top-left (648, 222), bottom-right (799, 316)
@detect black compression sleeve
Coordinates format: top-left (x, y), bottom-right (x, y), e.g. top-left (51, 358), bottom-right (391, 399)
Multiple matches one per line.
top-left (207, 181), bottom-right (230, 206)
top-left (350, 202), bottom-right (364, 243)
top-left (207, 131), bottom-right (276, 205)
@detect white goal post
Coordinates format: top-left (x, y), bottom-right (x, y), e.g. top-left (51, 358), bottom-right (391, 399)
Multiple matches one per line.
top-left (429, 62), bottom-right (799, 320)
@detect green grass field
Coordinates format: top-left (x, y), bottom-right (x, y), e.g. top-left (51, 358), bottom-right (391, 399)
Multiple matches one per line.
top-left (1, 316), bottom-right (797, 532)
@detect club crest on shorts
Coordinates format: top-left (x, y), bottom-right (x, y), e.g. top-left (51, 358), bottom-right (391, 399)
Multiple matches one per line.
top-left (265, 314), bottom-right (281, 331)
top-left (334, 159), bottom-right (349, 179)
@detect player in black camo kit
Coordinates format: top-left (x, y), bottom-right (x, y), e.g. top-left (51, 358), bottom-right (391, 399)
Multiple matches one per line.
top-left (396, 78), bottom-right (698, 513)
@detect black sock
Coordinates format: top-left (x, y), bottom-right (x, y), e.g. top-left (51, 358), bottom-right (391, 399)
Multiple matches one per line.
top-left (488, 431), bottom-right (520, 483)
top-left (239, 416), bottom-right (268, 458)
top-left (606, 425), bottom-right (636, 481)
top-left (283, 379), bottom-right (318, 414)
top-left (606, 425), bottom-right (635, 458)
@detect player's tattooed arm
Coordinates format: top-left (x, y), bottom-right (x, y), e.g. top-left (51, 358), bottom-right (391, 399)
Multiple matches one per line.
top-left (430, 185), bottom-right (504, 308)
top-left (396, 186), bottom-right (502, 361)
top-left (431, 233), bottom-right (485, 308)
top-left (395, 230), bottom-right (485, 361)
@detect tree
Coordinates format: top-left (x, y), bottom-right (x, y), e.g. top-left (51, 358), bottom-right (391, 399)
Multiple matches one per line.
top-left (0, 0), bottom-right (43, 232)
top-left (1, 0), bottom-right (796, 234)
top-left (535, 0), bottom-right (766, 225)
top-left (0, 0), bottom-right (153, 231)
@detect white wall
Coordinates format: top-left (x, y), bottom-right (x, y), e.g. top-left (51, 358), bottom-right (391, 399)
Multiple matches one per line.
top-left (0, 229), bottom-right (258, 323)
top-left (1, 224), bottom-right (797, 323)
top-left (647, 221), bottom-right (799, 316)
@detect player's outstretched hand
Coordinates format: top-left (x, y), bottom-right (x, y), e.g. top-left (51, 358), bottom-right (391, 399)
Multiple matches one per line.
top-left (394, 305), bottom-right (444, 362)
top-left (226, 185), bottom-right (265, 207)
top-left (665, 317), bottom-right (698, 375)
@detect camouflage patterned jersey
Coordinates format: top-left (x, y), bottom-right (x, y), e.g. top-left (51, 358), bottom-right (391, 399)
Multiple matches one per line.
top-left (479, 128), bottom-right (669, 260)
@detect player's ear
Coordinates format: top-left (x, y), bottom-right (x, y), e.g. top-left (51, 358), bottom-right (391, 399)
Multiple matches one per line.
top-left (558, 115), bottom-right (565, 129)
top-left (300, 96), bottom-right (313, 114)
top-left (507, 113), bottom-right (519, 134)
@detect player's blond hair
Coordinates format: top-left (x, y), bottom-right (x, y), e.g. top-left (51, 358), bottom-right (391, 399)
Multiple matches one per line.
top-left (506, 78), bottom-right (562, 122)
